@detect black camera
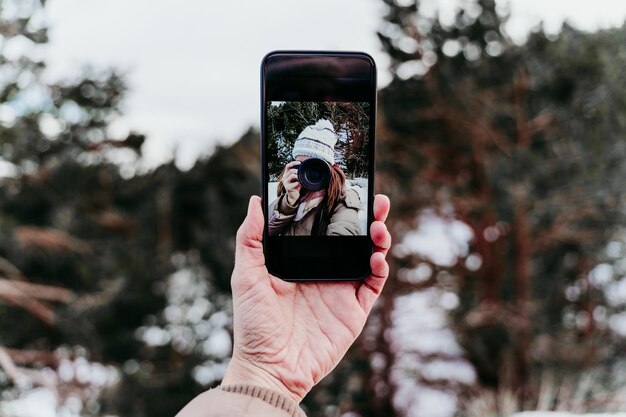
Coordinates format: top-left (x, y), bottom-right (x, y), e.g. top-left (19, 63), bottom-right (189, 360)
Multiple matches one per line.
top-left (297, 158), bottom-right (331, 191)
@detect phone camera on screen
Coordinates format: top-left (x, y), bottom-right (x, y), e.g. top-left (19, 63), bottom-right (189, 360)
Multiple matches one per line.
top-left (297, 157), bottom-right (331, 191)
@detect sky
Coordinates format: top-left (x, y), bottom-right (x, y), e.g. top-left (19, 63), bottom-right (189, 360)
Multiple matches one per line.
top-left (42, 0), bottom-right (626, 170)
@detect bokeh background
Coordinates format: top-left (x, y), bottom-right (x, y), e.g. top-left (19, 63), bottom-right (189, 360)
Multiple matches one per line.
top-left (1, 0), bottom-right (626, 416)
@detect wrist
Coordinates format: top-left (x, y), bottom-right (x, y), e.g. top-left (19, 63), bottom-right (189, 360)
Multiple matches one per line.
top-left (222, 355), bottom-right (304, 403)
top-left (286, 193), bottom-right (298, 206)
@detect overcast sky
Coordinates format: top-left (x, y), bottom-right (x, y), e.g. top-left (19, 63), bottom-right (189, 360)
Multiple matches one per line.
top-left (43, 0), bottom-right (626, 170)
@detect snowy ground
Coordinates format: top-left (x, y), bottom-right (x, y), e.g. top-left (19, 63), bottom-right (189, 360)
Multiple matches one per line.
top-left (389, 211), bottom-right (477, 417)
top-left (0, 358), bottom-right (119, 417)
top-left (514, 414), bottom-right (626, 417)
top-left (268, 179), bottom-right (368, 235)
top-left (390, 290), bottom-right (476, 417)
top-left (388, 212), bottom-right (626, 417)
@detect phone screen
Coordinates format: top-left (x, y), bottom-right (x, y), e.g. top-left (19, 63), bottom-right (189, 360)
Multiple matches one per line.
top-left (266, 101), bottom-right (370, 237)
top-left (261, 52), bottom-right (376, 280)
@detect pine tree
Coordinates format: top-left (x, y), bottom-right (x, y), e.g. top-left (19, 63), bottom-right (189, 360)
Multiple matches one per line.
top-left (376, 0), bottom-right (626, 412)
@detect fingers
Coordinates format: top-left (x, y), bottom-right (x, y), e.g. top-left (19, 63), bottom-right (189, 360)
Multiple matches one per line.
top-left (373, 194), bottom-right (390, 223)
top-left (371, 220), bottom-right (391, 256)
top-left (285, 162), bottom-right (300, 181)
top-left (357, 251), bottom-right (390, 313)
top-left (234, 196), bottom-right (266, 273)
top-left (286, 169), bottom-right (299, 181)
top-left (284, 170), bottom-right (300, 186)
top-left (283, 168), bottom-right (301, 193)
top-left (357, 195), bottom-right (392, 313)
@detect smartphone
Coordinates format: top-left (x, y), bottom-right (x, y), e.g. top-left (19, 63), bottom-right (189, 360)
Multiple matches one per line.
top-left (261, 51), bottom-right (376, 281)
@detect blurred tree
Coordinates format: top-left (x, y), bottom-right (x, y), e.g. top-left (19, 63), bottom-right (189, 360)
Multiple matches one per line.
top-left (374, 0), bottom-right (626, 414)
top-left (0, 0), bottom-right (249, 415)
top-left (2, 0), bottom-right (626, 416)
top-left (266, 101), bottom-right (370, 180)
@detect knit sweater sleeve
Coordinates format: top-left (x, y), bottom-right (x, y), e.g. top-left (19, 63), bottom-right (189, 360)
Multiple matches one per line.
top-left (175, 384), bottom-right (307, 417)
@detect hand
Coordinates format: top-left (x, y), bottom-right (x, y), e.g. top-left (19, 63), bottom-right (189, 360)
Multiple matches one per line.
top-left (221, 194), bottom-right (391, 403)
top-left (281, 161), bottom-right (302, 205)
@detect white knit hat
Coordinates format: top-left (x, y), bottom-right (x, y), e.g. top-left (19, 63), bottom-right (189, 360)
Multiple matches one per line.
top-left (292, 119), bottom-right (337, 165)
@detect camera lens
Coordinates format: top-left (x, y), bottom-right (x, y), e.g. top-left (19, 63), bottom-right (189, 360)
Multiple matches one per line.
top-left (297, 158), bottom-right (331, 191)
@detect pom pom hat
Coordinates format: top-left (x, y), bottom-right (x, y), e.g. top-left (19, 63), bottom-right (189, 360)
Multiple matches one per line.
top-left (292, 119), bottom-right (337, 165)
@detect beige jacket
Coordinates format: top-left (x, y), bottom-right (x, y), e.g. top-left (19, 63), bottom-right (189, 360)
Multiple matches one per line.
top-left (268, 188), bottom-right (362, 236)
top-left (175, 384), bottom-right (307, 417)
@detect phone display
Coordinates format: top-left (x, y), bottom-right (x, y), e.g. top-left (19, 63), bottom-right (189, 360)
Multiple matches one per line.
top-left (261, 52), bottom-right (376, 281)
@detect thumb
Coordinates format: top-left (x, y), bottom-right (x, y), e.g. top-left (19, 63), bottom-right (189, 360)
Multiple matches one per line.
top-left (234, 196), bottom-right (265, 271)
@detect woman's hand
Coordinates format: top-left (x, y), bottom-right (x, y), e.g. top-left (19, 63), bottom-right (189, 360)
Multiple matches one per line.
top-left (281, 161), bottom-right (302, 205)
top-left (221, 195), bottom-right (392, 403)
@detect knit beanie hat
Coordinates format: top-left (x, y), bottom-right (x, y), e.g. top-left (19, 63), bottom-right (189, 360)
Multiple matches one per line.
top-left (291, 119), bottom-right (337, 165)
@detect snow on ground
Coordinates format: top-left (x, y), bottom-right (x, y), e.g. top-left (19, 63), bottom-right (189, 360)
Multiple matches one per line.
top-left (0, 388), bottom-right (59, 417)
top-left (390, 290), bottom-right (477, 417)
top-left (511, 411), bottom-right (626, 417)
top-left (268, 182), bottom-right (278, 202)
top-left (387, 211), bottom-right (479, 417)
top-left (0, 355), bottom-right (119, 417)
top-left (390, 212), bottom-right (626, 417)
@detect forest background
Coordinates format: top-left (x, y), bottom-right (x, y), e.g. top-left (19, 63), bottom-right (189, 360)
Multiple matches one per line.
top-left (1, 0), bottom-right (626, 416)
top-left (266, 101), bottom-right (371, 181)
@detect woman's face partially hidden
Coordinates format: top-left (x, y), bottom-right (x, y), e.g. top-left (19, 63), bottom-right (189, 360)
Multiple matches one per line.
top-left (295, 155), bottom-right (307, 162)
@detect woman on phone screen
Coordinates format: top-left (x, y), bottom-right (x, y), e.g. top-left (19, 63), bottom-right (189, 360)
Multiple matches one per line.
top-left (268, 119), bottom-right (362, 236)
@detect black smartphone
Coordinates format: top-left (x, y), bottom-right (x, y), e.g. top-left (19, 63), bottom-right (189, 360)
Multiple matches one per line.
top-left (261, 51), bottom-right (376, 281)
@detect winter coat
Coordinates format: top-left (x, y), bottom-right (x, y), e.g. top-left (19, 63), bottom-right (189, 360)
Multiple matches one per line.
top-left (175, 384), bottom-right (307, 417)
top-left (268, 188), bottom-right (362, 236)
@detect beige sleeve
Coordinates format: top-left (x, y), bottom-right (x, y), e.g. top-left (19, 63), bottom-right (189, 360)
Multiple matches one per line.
top-left (175, 384), bottom-right (307, 417)
top-left (268, 194), bottom-right (298, 236)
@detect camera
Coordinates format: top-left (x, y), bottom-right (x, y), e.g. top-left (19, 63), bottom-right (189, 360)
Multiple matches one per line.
top-left (297, 157), bottom-right (331, 191)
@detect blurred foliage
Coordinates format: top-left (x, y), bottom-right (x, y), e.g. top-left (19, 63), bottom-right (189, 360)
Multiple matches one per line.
top-left (0, 0), bottom-right (625, 416)
top-left (0, 0), bottom-right (255, 415)
top-left (374, 0), bottom-right (626, 415)
top-left (463, 364), bottom-right (626, 415)
top-left (266, 101), bottom-right (370, 180)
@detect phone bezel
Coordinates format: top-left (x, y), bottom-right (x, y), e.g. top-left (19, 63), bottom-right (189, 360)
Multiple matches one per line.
top-left (261, 51), bottom-right (377, 281)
